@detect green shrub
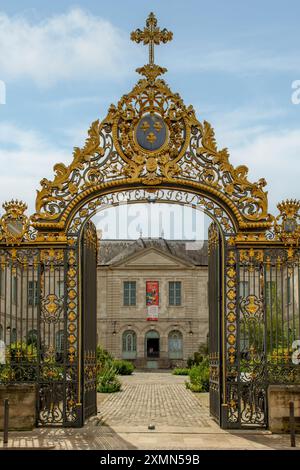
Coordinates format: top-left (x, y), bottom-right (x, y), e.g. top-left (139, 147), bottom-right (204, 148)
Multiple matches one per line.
top-left (1, 342), bottom-right (38, 383)
top-left (97, 366), bottom-right (121, 393)
top-left (96, 345), bottom-right (114, 380)
top-left (187, 344), bottom-right (208, 368)
top-left (113, 359), bottom-right (134, 375)
top-left (185, 359), bottom-right (209, 393)
top-left (172, 368), bottom-right (190, 375)
top-left (97, 346), bottom-right (113, 368)
top-left (0, 365), bottom-right (15, 384)
top-left (7, 342), bottom-right (37, 363)
top-left (187, 357), bottom-right (193, 368)
top-left (96, 345), bottom-right (132, 390)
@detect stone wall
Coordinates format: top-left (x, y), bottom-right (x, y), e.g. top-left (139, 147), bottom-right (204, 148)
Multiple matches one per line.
top-left (268, 385), bottom-right (300, 433)
top-left (0, 384), bottom-right (36, 430)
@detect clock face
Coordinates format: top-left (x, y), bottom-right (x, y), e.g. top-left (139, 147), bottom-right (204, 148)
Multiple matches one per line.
top-left (135, 114), bottom-right (168, 152)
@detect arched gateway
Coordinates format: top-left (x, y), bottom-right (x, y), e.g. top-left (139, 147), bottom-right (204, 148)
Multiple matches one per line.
top-left (0, 13), bottom-right (299, 429)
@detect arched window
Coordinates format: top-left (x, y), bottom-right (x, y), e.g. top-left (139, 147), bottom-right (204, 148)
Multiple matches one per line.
top-left (122, 330), bottom-right (137, 359)
top-left (168, 330), bottom-right (183, 359)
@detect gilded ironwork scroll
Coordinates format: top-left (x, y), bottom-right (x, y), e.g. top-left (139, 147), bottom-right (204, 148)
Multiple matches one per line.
top-left (31, 12), bottom-right (269, 231)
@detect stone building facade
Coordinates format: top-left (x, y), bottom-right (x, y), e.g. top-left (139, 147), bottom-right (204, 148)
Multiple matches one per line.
top-left (97, 238), bottom-right (209, 368)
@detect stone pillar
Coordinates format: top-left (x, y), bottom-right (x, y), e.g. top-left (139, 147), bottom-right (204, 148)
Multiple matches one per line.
top-left (268, 385), bottom-right (300, 433)
top-left (0, 384), bottom-right (36, 430)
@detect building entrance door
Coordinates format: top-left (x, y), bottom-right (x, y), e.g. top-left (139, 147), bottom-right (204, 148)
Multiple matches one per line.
top-left (147, 338), bottom-right (159, 358)
top-left (145, 331), bottom-right (160, 358)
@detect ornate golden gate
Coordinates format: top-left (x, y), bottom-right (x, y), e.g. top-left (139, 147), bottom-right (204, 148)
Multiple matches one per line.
top-left (0, 13), bottom-right (299, 428)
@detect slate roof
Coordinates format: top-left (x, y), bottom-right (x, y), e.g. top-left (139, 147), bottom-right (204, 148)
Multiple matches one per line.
top-left (98, 238), bottom-right (208, 266)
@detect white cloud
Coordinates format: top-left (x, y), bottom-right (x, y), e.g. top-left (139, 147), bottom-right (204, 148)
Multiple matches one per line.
top-left (0, 8), bottom-right (138, 87)
top-left (204, 105), bottom-right (287, 148)
top-left (0, 122), bottom-right (70, 213)
top-left (230, 129), bottom-right (300, 214)
top-left (207, 108), bottom-right (300, 214)
top-left (0, 7), bottom-right (297, 92)
top-left (170, 47), bottom-right (300, 74)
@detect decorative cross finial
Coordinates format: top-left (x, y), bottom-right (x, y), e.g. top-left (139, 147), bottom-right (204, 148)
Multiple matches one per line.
top-left (131, 12), bottom-right (173, 66)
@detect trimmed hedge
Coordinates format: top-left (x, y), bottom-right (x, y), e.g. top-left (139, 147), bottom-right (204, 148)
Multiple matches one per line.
top-left (172, 368), bottom-right (190, 375)
top-left (113, 359), bottom-right (134, 375)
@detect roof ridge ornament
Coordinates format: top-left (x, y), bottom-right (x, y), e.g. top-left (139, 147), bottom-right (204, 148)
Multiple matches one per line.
top-left (130, 12), bottom-right (173, 82)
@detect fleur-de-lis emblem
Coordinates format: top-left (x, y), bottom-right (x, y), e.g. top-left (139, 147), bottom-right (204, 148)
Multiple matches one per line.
top-left (135, 114), bottom-right (167, 151)
top-left (154, 121), bottom-right (163, 132)
top-left (146, 132), bottom-right (157, 143)
top-left (141, 120), bottom-right (150, 132)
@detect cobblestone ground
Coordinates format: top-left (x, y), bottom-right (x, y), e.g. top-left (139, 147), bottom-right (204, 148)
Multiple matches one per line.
top-left (0, 372), bottom-right (298, 450)
top-left (97, 372), bottom-right (213, 431)
top-left (96, 372), bottom-right (297, 450)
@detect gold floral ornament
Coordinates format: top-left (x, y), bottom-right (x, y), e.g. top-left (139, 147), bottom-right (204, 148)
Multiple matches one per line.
top-left (274, 199), bottom-right (300, 245)
top-left (41, 294), bottom-right (64, 323)
top-left (0, 200), bottom-right (30, 245)
top-left (240, 295), bottom-right (263, 319)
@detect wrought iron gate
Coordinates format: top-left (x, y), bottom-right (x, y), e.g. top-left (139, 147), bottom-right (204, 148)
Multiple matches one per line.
top-left (208, 223), bottom-right (223, 425)
top-left (81, 222), bottom-right (97, 423)
top-left (226, 244), bottom-right (300, 428)
top-left (208, 223), bottom-right (300, 429)
top-left (0, 233), bottom-right (97, 427)
top-left (0, 244), bottom-right (79, 426)
top-left (0, 13), bottom-right (300, 430)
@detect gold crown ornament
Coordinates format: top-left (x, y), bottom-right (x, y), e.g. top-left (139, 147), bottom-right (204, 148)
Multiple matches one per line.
top-left (0, 199), bottom-right (29, 245)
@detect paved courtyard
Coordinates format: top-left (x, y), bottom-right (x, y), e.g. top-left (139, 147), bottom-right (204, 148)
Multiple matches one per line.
top-left (0, 372), bottom-right (298, 450)
top-left (96, 372), bottom-right (297, 450)
top-left (97, 372), bottom-right (212, 432)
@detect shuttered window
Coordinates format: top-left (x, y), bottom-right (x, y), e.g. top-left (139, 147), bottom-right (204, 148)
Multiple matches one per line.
top-left (169, 281), bottom-right (181, 306)
top-left (123, 281), bottom-right (136, 306)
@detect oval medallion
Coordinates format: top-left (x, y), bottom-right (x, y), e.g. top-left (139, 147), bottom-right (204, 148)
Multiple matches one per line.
top-left (135, 114), bottom-right (168, 152)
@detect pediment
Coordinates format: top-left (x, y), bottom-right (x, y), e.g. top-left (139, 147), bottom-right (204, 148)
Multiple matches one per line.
top-left (112, 247), bottom-right (192, 269)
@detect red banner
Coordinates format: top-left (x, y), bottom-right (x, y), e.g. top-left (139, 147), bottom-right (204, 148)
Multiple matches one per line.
top-left (146, 281), bottom-right (159, 321)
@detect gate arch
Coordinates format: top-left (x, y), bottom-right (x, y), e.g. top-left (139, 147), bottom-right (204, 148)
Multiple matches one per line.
top-left (0, 12), bottom-right (299, 429)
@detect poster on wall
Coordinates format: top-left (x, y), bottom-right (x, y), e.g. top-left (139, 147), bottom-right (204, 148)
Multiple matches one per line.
top-left (146, 281), bottom-right (159, 321)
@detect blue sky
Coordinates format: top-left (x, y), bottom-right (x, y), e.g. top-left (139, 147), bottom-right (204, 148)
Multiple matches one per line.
top-left (0, 1), bottom-right (299, 238)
